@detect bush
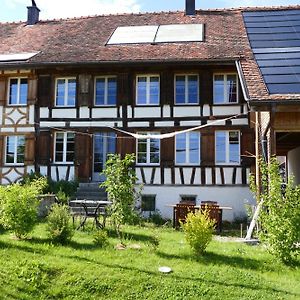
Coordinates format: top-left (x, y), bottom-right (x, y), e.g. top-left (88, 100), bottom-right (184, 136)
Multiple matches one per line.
top-left (20, 172), bottom-right (78, 201)
top-left (93, 229), bottom-right (109, 248)
top-left (46, 204), bottom-right (74, 244)
top-left (47, 179), bottom-right (78, 200)
top-left (0, 178), bottom-right (47, 238)
top-left (182, 210), bottom-right (215, 255)
top-left (56, 188), bottom-right (69, 205)
top-left (147, 210), bottom-right (167, 226)
top-left (252, 158), bottom-right (300, 264)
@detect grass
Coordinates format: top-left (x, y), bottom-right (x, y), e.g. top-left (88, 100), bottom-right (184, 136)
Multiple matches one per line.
top-left (0, 222), bottom-right (299, 300)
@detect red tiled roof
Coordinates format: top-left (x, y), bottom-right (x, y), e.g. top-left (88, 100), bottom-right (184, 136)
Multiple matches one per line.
top-left (0, 9), bottom-right (252, 64)
top-left (1, 5), bottom-right (300, 101)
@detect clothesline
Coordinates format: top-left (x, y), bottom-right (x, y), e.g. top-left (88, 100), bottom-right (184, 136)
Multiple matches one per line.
top-left (35, 112), bottom-right (247, 140)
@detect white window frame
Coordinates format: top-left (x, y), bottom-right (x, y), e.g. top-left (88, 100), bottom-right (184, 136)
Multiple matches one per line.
top-left (213, 73), bottom-right (238, 104)
top-left (55, 77), bottom-right (76, 107)
top-left (174, 74), bottom-right (199, 105)
top-left (5, 135), bottom-right (25, 165)
top-left (136, 75), bottom-right (160, 106)
top-left (7, 77), bottom-right (28, 106)
top-left (136, 132), bottom-right (160, 165)
top-left (94, 76), bottom-right (117, 106)
top-left (175, 132), bottom-right (201, 165)
top-left (215, 130), bottom-right (240, 165)
top-left (54, 132), bottom-right (75, 164)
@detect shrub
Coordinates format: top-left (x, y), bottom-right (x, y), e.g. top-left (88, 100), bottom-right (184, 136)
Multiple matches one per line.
top-left (93, 229), bottom-right (109, 248)
top-left (56, 188), bottom-right (69, 205)
top-left (182, 210), bottom-right (215, 255)
top-left (251, 158), bottom-right (300, 264)
top-left (47, 179), bottom-right (78, 200)
top-left (46, 204), bottom-right (74, 244)
top-left (148, 210), bottom-right (166, 226)
top-left (0, 178), bottom-right (47, 238)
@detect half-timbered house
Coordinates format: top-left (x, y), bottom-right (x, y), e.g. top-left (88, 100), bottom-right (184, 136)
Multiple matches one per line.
top-left (0, 0), bottom-right (270, 220)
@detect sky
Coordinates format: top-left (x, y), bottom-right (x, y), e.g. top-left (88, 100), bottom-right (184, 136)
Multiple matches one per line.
top-left (0, 0), bottom-right (299, 22)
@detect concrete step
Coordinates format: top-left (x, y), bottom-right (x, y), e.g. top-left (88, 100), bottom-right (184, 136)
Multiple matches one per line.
top-left (79, 182), bottom-right (104, 188)
top-left (74, 182), bottom-right (107, 201)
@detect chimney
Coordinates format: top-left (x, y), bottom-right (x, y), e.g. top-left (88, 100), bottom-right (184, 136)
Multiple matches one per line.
top-left (27, 0), bottom-right (40, 25)
top-left (185, 0), bottom-right (196, 16)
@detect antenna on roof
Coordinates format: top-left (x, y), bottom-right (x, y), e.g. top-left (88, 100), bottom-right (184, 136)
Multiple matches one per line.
top-left (27, 0), bottom-right (40, 25)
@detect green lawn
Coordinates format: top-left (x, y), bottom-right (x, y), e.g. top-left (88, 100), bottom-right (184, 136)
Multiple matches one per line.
top-left (0, 223), bottom-right (299, 300)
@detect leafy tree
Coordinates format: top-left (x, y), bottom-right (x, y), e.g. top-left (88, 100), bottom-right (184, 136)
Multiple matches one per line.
top-left (0, 178), bottom-right (47, 238)
top-left (100, 154), bottom-right (142, 240)
top-left (251, 158), bottom-right (300, 264)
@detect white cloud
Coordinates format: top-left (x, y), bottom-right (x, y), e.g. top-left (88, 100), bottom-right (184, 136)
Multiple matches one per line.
top-left (8, 0), bottom-right (141, 19)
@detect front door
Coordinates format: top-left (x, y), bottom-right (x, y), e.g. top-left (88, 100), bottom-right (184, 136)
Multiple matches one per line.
top-left (93, 132), bottom-right (116, 182)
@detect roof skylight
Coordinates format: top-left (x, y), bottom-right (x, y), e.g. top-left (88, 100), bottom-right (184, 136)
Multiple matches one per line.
top-left (0, 52), bottom-right (39, 62)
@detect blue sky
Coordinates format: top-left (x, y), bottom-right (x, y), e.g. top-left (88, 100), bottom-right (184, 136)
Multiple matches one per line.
top-left (0, 0), bottom-right (299, 22)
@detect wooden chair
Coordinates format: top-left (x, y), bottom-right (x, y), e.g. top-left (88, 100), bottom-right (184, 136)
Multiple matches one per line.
top-left (200, 201), bottom-right (222, 232)
top-left (173, 203), bottom-right (197, 229)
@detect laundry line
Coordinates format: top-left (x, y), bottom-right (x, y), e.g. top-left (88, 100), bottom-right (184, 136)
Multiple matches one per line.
top-left (108, 113), bottom-right (247, 139)
top-left (35, 112), bottom-right (247, 140)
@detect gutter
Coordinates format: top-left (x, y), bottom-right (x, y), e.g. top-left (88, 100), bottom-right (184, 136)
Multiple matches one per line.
top-left (0, 58), bottom-right (239, 70)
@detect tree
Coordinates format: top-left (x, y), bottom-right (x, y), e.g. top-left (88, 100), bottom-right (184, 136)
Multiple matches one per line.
top-left (100, 154), bottom-right (142, 240)
top-left (251, 158), bottom-right (300, 264)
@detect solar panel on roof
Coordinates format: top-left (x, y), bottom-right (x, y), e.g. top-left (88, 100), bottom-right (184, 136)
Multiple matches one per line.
top-left (243, 9), bottom-right (300, 95)
top-left (0, 52), bottom-right (38, 62)
top-left (107, 25), bottom-right (158, 45)
top-left (155, 24), bottom-right (204, 43)
top-left (107, 24), bottom-right (204, 45)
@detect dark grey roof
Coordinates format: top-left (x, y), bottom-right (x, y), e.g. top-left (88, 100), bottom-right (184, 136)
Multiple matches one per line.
top-left (243, 9), bottom-right (300, 94)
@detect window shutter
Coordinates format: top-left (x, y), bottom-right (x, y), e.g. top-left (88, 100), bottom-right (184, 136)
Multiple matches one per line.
top-left (78, 74), bottom-right (93, 106)
top-left (0, 77), bottom-right (7, 106)
top-left (37, 131), bottom-right (51, 165)
top-left (0, 135), bottom-right (4, 166)
top-left (201, 71), bottom-right (213, 105)
top-left (75, 133), bottom-right (91, 182)
top-left (161, 137), bottom-right (174, 167)
top-left (117, 73), bottom-right (133, 105)
top-left (241, 130), bottom-right (255, 166)
top-left (116, 133), bottom-right (135, 158)
top-left (201, 131), bottom-right (215, 165)
top-left (38, 75), bottom-right (53, 107)
top-left (160, 71), bottom-right (173, 105)
top-left (25, 134), bottom-right (35, 165)
top-left (27, 75), bottom-right (38, 105)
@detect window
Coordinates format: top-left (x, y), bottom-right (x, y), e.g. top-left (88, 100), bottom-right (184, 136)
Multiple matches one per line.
top-left (141, 195), bottom-right (156, 212)
top-left (180, 195), bottom-right (196, 205)
top-left (175, 75), bottom-right (199, 104)
top-left (5, 136), bottom-right (25, 164)
top-left (213, 74), bottom-right (238, 104)
top-left (175, 132), bottom-right (200, 165)
top-left (95, 77), bottom-right (117, 106)
top-left (55, 78), bottom-right (76, 107)
top-left (137, 132), bottom-right (160, 165)
top-left (215, 131), bottom-right (240, 164)
top-left (8, 78), bottom-right (28, 105)
top-left (54, 132), bottom-right (75, 163)
top-left (136, 75), bottom-right (160, 105)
